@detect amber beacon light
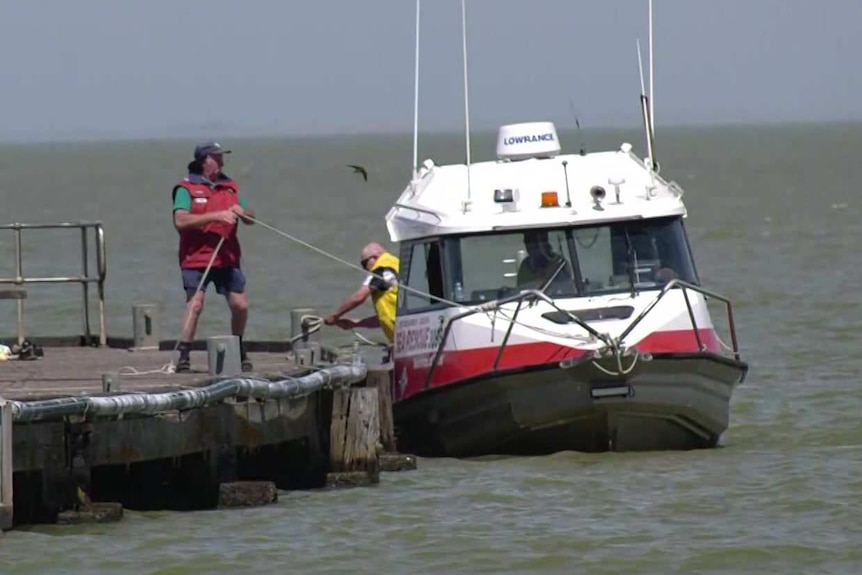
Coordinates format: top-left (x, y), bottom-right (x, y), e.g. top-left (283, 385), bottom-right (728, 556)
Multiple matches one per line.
top-left (540, 191), bottom-right (560, 207)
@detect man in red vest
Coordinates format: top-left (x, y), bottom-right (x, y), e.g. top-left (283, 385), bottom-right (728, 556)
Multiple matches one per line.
top-left (172, 141), bottom-right (255, 373)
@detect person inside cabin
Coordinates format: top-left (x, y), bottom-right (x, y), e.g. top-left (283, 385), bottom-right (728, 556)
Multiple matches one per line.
top-left (324, 242), bottom-right (400, 344)
top-left (611, 226), bottom-right (679, 286)
top-left (171, 141), bottom-right (256, 373)
top-left (516, 230), bottom-right (573, 293)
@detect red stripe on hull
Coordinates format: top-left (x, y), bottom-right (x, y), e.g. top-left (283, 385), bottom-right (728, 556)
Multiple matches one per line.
top-left (635, 328), bottom-right (721, 354)
top-left (394, 328), bottom-right (720, 402)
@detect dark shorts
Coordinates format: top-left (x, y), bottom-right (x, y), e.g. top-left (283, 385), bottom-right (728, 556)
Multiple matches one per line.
top-left (182, 267), bottom-right (246, 297)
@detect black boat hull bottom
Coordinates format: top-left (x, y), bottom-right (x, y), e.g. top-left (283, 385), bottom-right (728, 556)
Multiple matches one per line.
top-left (393, 354), bottom-right (748, 457)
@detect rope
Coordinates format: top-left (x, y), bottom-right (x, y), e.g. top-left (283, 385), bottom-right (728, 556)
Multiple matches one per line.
top-left (244, 216), bottom-right (641, 377)
top-left (288, 314), bottom-right (324, 345)
top-left (245, 215), bottom-right (603, 346)
top-left (591, 349), bottom-right (641, 376)
top-left (120, 236), bottom-right (226, 377)
top-left (247, 215), bottom-right (460, 308)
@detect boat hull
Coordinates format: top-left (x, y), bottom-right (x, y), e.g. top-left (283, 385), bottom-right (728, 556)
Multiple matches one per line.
top-left (393, 353), bottom-right (748, 457)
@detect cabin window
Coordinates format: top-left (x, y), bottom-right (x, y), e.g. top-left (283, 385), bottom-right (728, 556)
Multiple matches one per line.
top-left (577, 216), bottom-right (699, 295)
top-left (432, 216), bottom-right (697, 303)
top-left (442, 229), bottom-right (578, 303)
top-left (399, 240), bottom-right (446, 312)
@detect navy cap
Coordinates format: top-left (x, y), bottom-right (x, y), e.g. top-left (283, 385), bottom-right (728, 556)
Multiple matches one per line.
top-left (193, 141), bottom-right (232, 160)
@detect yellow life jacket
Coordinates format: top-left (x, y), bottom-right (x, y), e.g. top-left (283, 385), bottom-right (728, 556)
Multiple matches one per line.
top-left (369, 251), bottom-right (400, 343)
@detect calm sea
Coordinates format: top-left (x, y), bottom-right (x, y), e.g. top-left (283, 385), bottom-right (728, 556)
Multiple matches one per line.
top-left (0, 124), bottom-right (860, 573)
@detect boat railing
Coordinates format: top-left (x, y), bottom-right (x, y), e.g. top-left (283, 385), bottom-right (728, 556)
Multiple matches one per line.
top-left (422, 279), bottom-right (740, 388)
top-left (617, 279), bottom-right (740, 361)
top-left (0, 221), bottom-right (107, 346)
top-left (423, 289), bottom-right (612, 389)
top-left (392, 203), bottom-right (444, 223)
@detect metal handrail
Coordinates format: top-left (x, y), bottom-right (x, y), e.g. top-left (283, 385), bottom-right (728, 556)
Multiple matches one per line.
top-left (0, 221), bottom-right (108, 345)
top-left (421, 280), bottom-right (741, 389)
top-left (392, 203), bottom-right (445, 223)
top-left (423, 289), bottom-right (612, 389)
top-left (616, 279), bottom-right (740, 360)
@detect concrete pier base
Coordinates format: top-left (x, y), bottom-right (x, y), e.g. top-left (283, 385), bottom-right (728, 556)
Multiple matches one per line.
top-left (57, 502), bottom-right (123, 525)
top-left (218, 481), bottom-right (278, 508)
top-left (380, 453), bottom-right (417, 472)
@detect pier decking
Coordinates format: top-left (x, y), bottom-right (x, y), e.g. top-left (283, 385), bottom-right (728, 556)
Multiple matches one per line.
top-left (0, 221), bottom-right (413, 532)
top-left (0, 337), bottom-right (408, 531)
top-left (0, 345), bottom-right (307, 401)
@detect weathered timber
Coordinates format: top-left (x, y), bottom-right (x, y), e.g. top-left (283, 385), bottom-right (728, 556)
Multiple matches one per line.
top-left (366, 367), bottom-right (396, 452)
top-left (0, 340), bottom-right (396, 528)
top-left (327, 387), bottom-right (380, 487)
top-left (0, 347), bottom-right (309, 402)
top-left (0, 288), bottom-right (27, 300)
top-left (363, 366), bottom-right (417, 472)
top-left (218, 481), bottom-right (278, 508)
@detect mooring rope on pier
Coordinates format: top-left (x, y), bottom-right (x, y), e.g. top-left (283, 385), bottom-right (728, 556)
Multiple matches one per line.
top-left (10, 363), bottom-right (367, 423)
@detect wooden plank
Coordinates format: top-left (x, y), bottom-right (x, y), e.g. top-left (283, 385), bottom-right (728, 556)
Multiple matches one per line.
top-left (328, 387), bottom-right (379, 484)
top-left (0, 399), bottom-right (12, 530)
top-left (328, 390), bottom-right (350, 472)
top-left (342, 388), bottom-right (379, 473)
top-left (0, 347), bottom-right (305, 401)
top-left (0, 289), bottom-right (26, 300)
top-left (367, 367), bottom-right (396, 452)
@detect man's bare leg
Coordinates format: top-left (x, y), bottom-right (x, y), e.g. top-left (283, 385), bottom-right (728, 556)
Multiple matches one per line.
top-left (176, 291), bottom-right (205, 371)
top-left (227, 291), bottom-right (251, 371)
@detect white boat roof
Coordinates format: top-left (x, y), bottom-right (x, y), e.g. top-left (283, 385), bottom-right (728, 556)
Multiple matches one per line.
top-left (385, 137), bottom-right (688, 243)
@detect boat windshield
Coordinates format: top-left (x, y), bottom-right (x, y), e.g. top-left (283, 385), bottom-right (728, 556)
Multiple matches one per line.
top-left (439, 216), bottom-right (698, 304)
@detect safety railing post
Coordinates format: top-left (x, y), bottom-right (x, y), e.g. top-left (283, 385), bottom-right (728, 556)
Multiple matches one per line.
top-left (14, 225), bottom-right (24, 345)
top-left (0, 398), bottom-right (13, 530)
top-left (1, 222), bottom-right (108, 345)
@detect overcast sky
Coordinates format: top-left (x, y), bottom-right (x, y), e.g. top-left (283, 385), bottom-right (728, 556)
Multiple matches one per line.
top-left (1, 0), bottom-right (860, 141)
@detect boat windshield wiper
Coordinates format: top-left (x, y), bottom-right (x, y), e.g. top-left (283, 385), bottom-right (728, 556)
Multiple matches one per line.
top-left (539, 258), bottom-right (569, 295)
top-left (624, 228), bottom-right (637, 298)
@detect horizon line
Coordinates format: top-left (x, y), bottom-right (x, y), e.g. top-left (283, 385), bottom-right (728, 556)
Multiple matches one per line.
top-left (0, 117), bottom-right (860, 146)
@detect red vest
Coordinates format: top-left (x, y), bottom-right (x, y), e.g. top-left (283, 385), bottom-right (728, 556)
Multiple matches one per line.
top-left (174, 175), bottom-right (242, 269)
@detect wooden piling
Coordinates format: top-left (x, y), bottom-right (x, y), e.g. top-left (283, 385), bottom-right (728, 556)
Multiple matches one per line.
top-left (366, 367), bottom-right (396, 452)
top-left (327, 387), bottom-right (380, 487)
top-left (364, 366), bottom-right (418, 473)
top-left (0, 399), bottom-right (12, 530)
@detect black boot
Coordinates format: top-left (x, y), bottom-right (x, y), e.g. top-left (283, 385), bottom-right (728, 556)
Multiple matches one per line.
top-left (239, 337), bottom-right (253, 372)
top-left (176, 342), bottom-right (192, 373)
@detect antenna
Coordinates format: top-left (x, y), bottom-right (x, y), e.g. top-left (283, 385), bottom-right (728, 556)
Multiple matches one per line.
top-left (568, 97), bottom-right (586, 155)
top-left (561, 160), bottom-right (572, 207)
top-left (648, 0), bottom-right (655, 132)
top-left (637, 39), bottom-right (657, 171)
top-left (460, 0), bottom-right (472, 208)
top-left (412, 0), bottom-right (421, 180)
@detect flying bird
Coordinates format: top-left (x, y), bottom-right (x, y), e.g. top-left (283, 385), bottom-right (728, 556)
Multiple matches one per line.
top-left (347, 164), bottom-right (368, 182)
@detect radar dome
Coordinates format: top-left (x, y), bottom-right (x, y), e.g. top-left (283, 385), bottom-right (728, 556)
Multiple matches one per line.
top-left (496, 121), bottom-right (561, 161)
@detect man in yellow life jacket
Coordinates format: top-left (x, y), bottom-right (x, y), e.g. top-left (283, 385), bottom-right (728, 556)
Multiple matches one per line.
top-left (324, 242), bottom-right (399, 343)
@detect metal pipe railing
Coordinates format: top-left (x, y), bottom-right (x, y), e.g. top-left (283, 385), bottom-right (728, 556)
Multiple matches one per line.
top-left (617, 279), bottom-right (740, 360)
top-left (392, 203), bottom-right (445, 223)
top-left (424, 289), bottom-right (612, 389)
top-left (421, 280), bottom-right (741, 389)
top-left (11, 363), bottom-right (367, 423)
top-left (0, 222), bottom-right (107, 345)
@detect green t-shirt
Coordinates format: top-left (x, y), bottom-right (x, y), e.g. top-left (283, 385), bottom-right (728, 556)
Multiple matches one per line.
top-left (172, 186), bottom-right (249, 212)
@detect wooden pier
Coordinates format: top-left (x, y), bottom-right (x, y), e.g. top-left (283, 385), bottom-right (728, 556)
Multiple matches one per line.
top-left (0, 335), bottom-right (414, 531)
top-left (0, 220), bottom-right (415, 531)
